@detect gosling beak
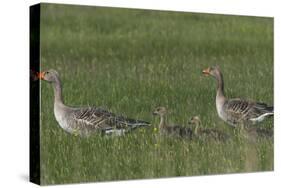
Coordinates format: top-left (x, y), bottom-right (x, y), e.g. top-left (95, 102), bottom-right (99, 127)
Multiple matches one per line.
top-left (37, 72), bottom-right (45, 80)
top-left (152, 112), bottom-right (158, 116)
top-left (202, 67), bottom-right (210, 76)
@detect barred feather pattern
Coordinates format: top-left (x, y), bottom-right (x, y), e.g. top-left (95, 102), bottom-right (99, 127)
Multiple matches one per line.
top-left (68, 107), bottom-right (150, 136)
top-left (223, 99), bottom-right (274, 126)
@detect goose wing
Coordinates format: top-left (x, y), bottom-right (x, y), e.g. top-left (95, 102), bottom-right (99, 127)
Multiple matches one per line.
top-left (224, 99), bottom-right (273, 124)
top-left (224, 99), bottom-right (252, 123)
top-left (72, 107), bottom-right (150, 133)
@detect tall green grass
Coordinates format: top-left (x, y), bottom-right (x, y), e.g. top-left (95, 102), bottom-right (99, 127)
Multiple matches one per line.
top-left (39, 4), bottom-right (273, 185)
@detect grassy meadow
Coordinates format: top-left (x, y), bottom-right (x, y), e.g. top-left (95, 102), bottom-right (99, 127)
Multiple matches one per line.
top-left (39, 4), bottom-right (273, 185)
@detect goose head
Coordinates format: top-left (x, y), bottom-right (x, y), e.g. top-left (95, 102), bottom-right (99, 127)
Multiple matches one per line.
top-left (202, 65), bottom-right (221, 78)
top-left (38, 69), bottom-right (60, 83)
top-left (153, 106), bottom-right (167, 117)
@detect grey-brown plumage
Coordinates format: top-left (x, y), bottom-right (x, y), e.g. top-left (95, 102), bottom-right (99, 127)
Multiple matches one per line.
top-left (202, 65), bottom-right (273, 127)
top-left (247, 127), bottom-right (273, 139)
top-left (188, 116), bottom-right (229, 141)
top-left (39, 69), bottom-right (150, 136)
top-left (153, 107), bottom-right (194, 139)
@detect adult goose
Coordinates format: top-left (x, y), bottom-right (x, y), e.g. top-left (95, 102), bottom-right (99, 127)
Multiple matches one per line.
top-left (153, 107), bottom-right (194, 139)
top-left (38, 69), bottom-right (150, 136)
top-left (188, 116), bottom-right (229, 141)
top-left (202, 65), bottom-right (273, 128)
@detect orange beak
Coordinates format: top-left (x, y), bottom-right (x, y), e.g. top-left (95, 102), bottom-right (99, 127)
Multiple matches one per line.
top-left (202, 67), bottom-right (210, 76)
top-left (37, 72), bottom-right (45, 80)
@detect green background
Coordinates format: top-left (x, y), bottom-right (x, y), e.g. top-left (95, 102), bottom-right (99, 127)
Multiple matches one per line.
top-left (39, 3), bottom-right (273, 185)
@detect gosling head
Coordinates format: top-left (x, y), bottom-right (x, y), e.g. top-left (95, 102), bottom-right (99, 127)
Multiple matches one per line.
top-left (153, 106), bottom-right (168, 117)
top-left (38, 69), bottom-right (60, 83)
top-left (202, 65), bottom-right (221, 78)
top-left (188, 116), bottom-right (201, 126)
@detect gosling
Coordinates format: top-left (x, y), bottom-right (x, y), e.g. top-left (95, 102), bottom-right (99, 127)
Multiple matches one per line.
top-left (188, 116), bottom-right (229, 141)
top-left (153, 107), bottom-right (194, 139)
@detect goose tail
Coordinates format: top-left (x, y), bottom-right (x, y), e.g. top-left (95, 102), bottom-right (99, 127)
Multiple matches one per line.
top-left (102, 128), bottom-right (127, 136)
top-left (102, 118), bottom-right (150, 136)
top-left (255, 103), bottom-right (274, 115)
top-left (125, 118), bottom-right (151, 130)
top-left (250, 103), bottom-right (274, 123)
top-left (266, 106), bottom-right (274, 114)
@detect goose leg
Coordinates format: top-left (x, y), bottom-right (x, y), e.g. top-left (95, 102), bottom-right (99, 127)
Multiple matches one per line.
top-left (236, 122), bottom-right (244, 134)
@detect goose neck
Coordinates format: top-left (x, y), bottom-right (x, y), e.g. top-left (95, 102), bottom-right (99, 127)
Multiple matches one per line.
top-left (52, 78), bottom-right (64, 105)
top-left (215, 72), bottom-right (225, 99)
top-left (159, 115), bottom-right (167, 130)
top-left (194, 121), bottom-right (200, 135)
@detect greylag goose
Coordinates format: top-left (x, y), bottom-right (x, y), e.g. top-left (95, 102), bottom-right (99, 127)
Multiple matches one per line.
top-left (38, 69), bottom-right (150, 136)
top-left (152, 107), bottom-right (194, 138)
top-left (188, 116), bottom-right (229, 141)
top-left (202, 65), bottom-right (273, 128)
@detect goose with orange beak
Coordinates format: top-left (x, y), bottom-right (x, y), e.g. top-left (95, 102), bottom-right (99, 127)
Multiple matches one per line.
top-left (38, 69), bottom-right (150, 136)
top-left (202, 65), bottom-right (273, 129)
